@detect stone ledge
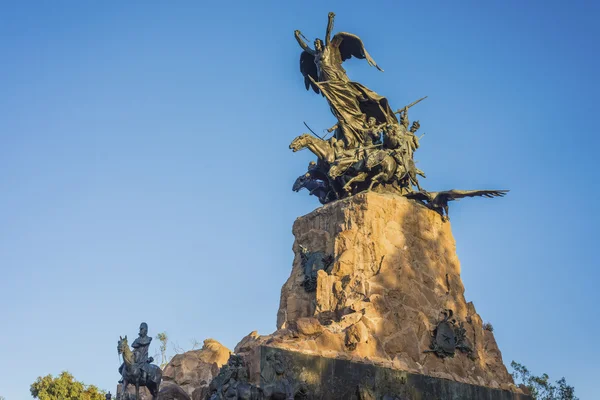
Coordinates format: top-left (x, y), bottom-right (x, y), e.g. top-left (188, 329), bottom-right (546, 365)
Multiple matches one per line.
top-left (258, 346), bottom-right (531, 400)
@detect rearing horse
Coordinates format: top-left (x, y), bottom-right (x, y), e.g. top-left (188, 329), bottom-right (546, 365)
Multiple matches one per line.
top-left (117, 336), bottom-right (162, 400)
top-left (289, 134), bottom-right (335, 164)
top-left (365, 150), bottom-right (425, 192)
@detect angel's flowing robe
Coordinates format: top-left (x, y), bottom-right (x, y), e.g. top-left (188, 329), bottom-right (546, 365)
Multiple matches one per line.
top-left (311, 46), bottom-right (398, 148)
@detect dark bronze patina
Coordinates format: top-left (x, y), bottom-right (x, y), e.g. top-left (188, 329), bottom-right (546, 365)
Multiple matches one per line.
top-left (117, 323), bottom-right (162, 400)
top-left (299, 245), bottom-right (334, 292)
top-left (290, 13), bottom-right (507, 220)
top-left (207, 353), bottom-right (308, 400)
top-left (425, 310), bottom-right (474, 359)
top-left (406, 190), bottom-right (509, 221)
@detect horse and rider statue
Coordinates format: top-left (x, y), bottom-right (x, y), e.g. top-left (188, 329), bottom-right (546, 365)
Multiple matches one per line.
top-left (290, 12), bottom-right (508, 218)
top-left (116, 322), bottom-right (162, 400)
top-left (290, 104), bottom-right (426, 202)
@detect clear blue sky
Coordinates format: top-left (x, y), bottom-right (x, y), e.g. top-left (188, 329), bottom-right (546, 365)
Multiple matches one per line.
top-left (0, 1), bottom-right (598, 399)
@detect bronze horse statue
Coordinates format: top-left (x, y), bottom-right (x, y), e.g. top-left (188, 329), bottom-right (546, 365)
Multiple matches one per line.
top-left (365, 149), bottom-right (425, 192)
top-left (289, 134), bottom-right (336, 163)
top-left (117, 336), bottom-right (162, 400)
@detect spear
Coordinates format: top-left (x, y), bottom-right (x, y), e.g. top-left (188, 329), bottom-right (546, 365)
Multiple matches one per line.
top-left (394, 96), bottom-right (428, 114)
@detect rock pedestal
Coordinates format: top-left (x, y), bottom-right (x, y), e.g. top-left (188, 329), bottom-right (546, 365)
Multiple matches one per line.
top-left (214, 192), bottom-right (529, 399)
top-left (272, 191), bottom-right (515, 390)
top-left (164, 192), bottom-right (529, 399)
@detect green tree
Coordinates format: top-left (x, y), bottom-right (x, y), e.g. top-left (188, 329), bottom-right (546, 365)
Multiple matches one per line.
top-left (30, 371), bottom-right (105, 400)
top-left (155, 331), bottom-right (203, 369)
top-left (157, 331), bottom-right (169, 368)
top-left (511, 361), bottom-right (577, 400)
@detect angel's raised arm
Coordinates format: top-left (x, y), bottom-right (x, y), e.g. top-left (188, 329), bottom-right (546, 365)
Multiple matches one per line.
top-left (325, 12), bottom-right (335, 46)
top-left (295, 30), bottom-right (315, 55)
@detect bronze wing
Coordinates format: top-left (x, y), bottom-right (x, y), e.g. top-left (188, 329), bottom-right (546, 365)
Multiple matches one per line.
top-left (300, 51), bottom-right (320, 93)
top-left (330, 32), bottom-right (383, 71)
top-left (440, 189), bottom-right (509, 202)
top-left (405, 191), bottom-right (432, 202)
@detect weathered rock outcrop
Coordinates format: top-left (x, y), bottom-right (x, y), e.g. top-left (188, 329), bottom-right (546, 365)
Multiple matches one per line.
top-left (162, 339), bottom-right (231, 397)
top-left (158, 384), bottom-right (192, 400)
top-left (129, 191), bottom-right (523, 398)
top-left (263, 192), bottom-right (518, 391)
top-left (117, 382), bottom-right (190, 400)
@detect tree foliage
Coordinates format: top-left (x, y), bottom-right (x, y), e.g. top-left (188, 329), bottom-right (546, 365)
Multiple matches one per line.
top-left (156, 331), bottom-right (169, 368)
top-left (155, 331), bottom-right (202, 369)
top-left (30, 371), bottom-right (105, 400)
top-left (511, 361), bottom-right (577, 400)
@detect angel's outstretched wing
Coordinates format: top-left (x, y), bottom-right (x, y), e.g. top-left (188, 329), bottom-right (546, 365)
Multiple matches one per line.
top-left (405, 191), bottom-right (432, 202)
top-left (330, 32), bottom-right (383, 71)
top-left (442, 189), bottom-right (509, 202)
top-left (300, 51), bottom-right (319, 93)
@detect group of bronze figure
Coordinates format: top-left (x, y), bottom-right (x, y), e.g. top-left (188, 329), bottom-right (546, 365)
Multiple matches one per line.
top-left (112, 13), bottom-right (509, 400)
top-left (290, 12), bottom-right (507, 219)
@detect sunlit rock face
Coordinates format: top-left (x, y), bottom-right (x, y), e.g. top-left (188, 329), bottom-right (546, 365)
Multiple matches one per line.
top-left (137, 192), bottom-right (525, 398)
top-left (268, 192), bottom-right (517, 391)
top-left (162, 339), bottom-right (231, 397)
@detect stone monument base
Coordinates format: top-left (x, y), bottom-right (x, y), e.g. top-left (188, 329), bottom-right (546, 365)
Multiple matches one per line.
top-left (160, 192), bottom-right (532, 399)
top-left (252, 346), bottom-right (531, 400)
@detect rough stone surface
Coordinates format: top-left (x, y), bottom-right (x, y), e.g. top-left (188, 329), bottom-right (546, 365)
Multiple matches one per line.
top-left (158, 384), bottom-right (192, 400)
top-left (256, 346), bottom-right (531, 400)
top-left (162, 339), bottom-right (231, 397)
top-left (116, 382), bottom-right (192, 400)
top-left (116, 383), bottom-right (152, 400)
top-left (270, 192), bottom-right (517, 391)
top-left (123, 192), bottom-right (522, 398)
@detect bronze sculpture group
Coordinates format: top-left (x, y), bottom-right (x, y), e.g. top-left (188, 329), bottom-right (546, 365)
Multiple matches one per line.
top-left (116, 323), bottom-right (162, 400)
top-left (291, 12), bottom-right (507, 218)
top-left (109, 12), bottom-right (511, 399)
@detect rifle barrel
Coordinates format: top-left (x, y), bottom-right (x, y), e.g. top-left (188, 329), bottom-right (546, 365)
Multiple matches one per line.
top-left (395, 96), bottom-right (428, 114)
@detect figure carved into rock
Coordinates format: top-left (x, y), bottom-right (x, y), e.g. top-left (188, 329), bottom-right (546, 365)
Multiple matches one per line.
top-left (425, 310), bottom-right (474, 359)
top-left (206, 352), bottom-right (308, 400)
top-left (299, 245), bottom-right (333, 292)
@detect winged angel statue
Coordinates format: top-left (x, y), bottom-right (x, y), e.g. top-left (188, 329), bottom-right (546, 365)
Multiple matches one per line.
top-left (290, 12), bottom-right (508, 220)
top-left (295, 12), bottom-right (397, 147)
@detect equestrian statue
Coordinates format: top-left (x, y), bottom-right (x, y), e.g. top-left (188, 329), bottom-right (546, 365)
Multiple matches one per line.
top-left (117, 322), bottom-right (162, 400)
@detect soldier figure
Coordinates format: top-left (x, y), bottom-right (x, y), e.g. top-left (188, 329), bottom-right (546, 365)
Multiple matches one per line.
top-left (362, 116), bottom-right (385, 146)
top-left (407, 121), bottom-right (421, 156)
top-left (381, 118), bottom-right (420, 189)
top-left (330, 137), bottom-right (347, 160)
top-left (400, 106), bottom-right (409, 130)
top-left (119, 322), bottom-right (154, 383)
top-left (132, 322), bottom-right (153, 364)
